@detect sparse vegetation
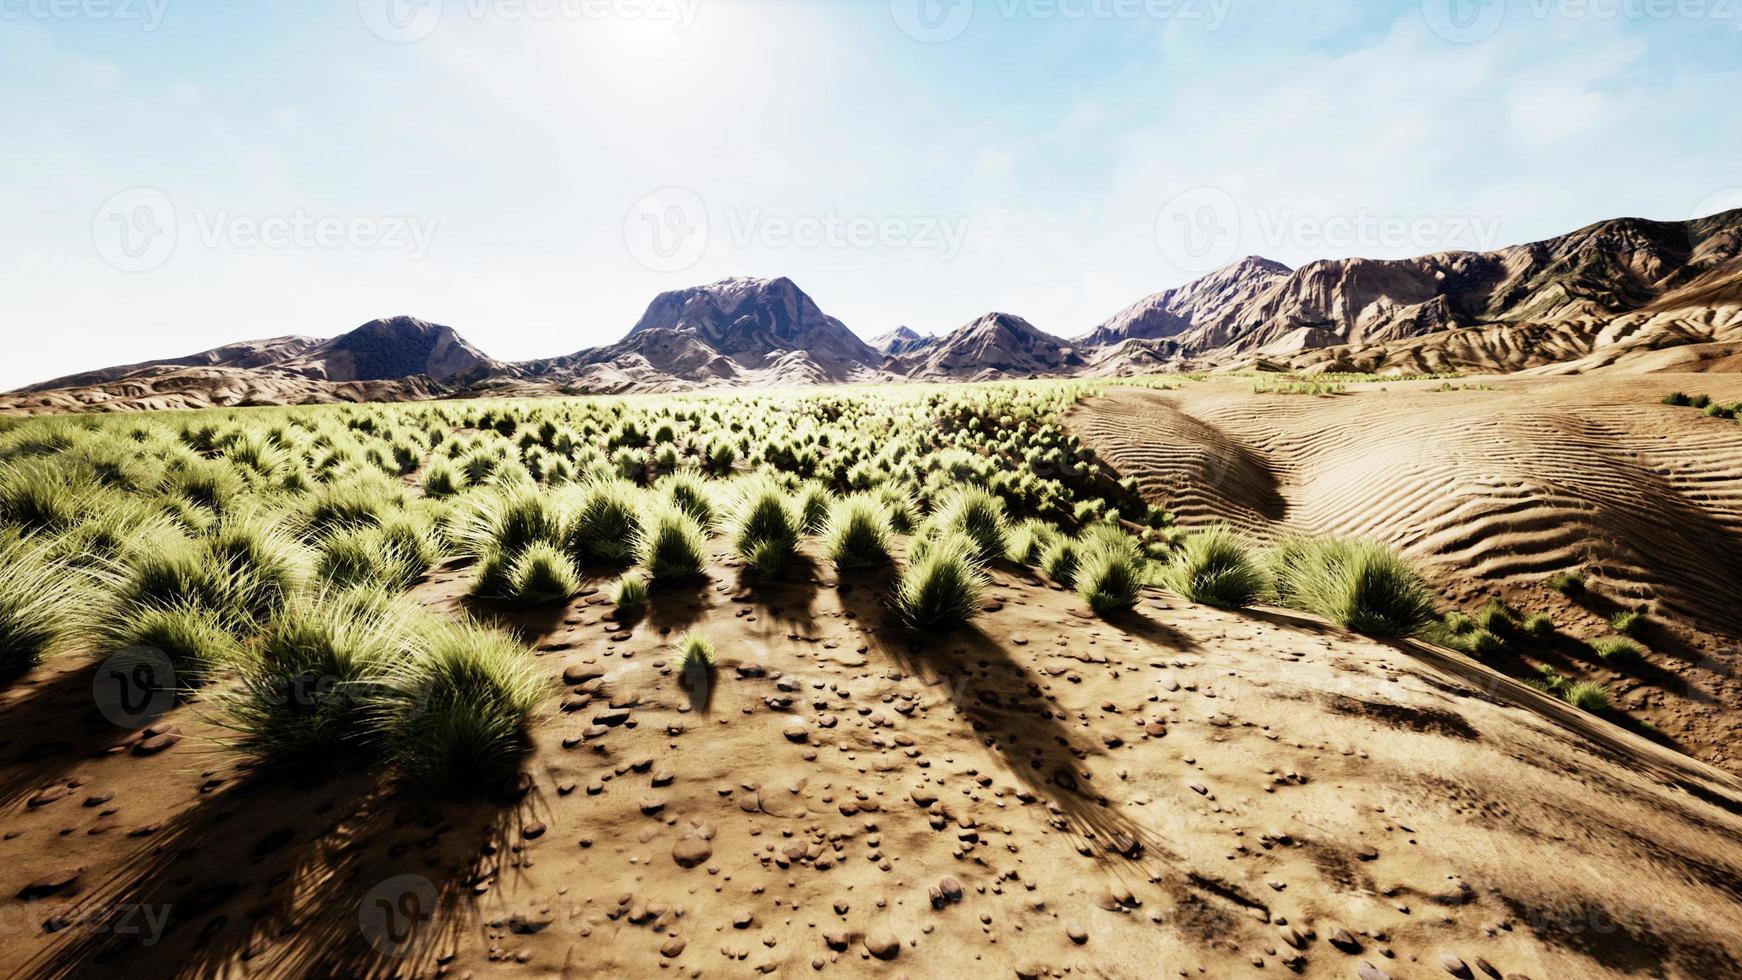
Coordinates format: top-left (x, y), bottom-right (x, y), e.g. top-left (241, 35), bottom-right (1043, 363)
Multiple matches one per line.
top-left (1592, 636), bottom-right (1646, 668)
top-left (1075, 538), bottom-right (1145, 615)
top-left (893, 531), bottom-right (986, 629)
top-left (1546, 570), bottom-right (1586, 596)
top-left (821, 495), bottom-right (892, 572)
top-left (1164, 526), bottom-right (1266, 609)
top-left (1266, 535), bottom-right (1435, 636)
top-left (1564, 680), bottom-right (1612, 712)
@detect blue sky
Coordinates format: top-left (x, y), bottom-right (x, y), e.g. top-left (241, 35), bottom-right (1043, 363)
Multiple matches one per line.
top-left (2, 0), bottom-right (1739, 388)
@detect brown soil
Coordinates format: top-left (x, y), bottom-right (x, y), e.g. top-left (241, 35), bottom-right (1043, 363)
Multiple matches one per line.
top-left (2, 543), bottom-right (1740, 978)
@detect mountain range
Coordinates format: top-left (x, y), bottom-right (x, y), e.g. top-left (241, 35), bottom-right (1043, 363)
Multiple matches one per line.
top-left (7, 209), bottom-right (1742, 413)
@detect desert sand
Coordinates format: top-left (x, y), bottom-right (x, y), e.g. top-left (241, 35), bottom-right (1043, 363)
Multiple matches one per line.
top-left (1069, 374), bottom-right (1742, 775)
top-left (3, 536), bottom-right (1739, 978)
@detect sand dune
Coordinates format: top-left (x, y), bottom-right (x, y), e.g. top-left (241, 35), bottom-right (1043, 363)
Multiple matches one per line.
top-left (3, 547), bottom-right (1739, 978)
top-left (1069, 374), bottom-right (1742, 771)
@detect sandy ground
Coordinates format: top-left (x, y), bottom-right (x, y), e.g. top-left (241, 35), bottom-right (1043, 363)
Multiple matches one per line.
top-left (2, 542), bottom-right (1740, 978)
top-left (1068, 375), bottom-right (1742, 775)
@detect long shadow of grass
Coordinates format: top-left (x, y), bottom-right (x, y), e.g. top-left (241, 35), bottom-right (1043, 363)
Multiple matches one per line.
top-left (836, 583), bottom-right (1171, 876)
top-left (17, 759), bottom-right (538, 979)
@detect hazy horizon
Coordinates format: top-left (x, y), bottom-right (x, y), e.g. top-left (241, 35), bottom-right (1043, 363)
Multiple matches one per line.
top-left (4, 0), bottom-right (1740, 390)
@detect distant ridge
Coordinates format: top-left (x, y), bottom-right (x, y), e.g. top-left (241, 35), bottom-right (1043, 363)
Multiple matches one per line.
top-left (8, 208), bottom-right (1742, 413)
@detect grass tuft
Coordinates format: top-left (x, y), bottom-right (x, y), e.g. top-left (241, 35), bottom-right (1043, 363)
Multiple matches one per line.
top-left (892, 531), bottom-right (986, 629)
top-left (1164, 526), bottom-right (1266, 609)
top-left (821, 495), bottom-right (892, 572)
top-left (1267, 535), bottom-right (1436, 636)
top-left (375, 617), bottom-right (547, 796)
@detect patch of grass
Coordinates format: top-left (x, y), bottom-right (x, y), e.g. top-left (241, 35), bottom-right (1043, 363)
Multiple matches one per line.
top-left (0, 535), bottom-right (80, 676)
top-left (103, 602), bottom-right (239, 683)
top-left (421, 458), bottom-right (464, 498)
top-left (1473, 597), bottom-right (1516, 637)
top-left (932, 487), bottom-right (1008, 561)
top-left (375, 617), bottom-right (547, 797)
top-left (731, 479), bottom-right (801, 579)
top-left (635, 505), bottom-right (710, 583)
top-left (796, 481), bottom-right (833, 534)
top-left (657, 472), bottom-right (717, 531)
top-left (1039, 537), bottom-right (1082, 588)
top-left (1591, 636), bottom-right (1645, 669)
top-left (1564, 680), bottom-right (1612, 712)
top-left (676, 631), bottom-right (715, 672)
top-left (562, 478), bottom-right (644, 565)
top-left (892, 531), bottom-right (987, 629)
top-left (1164, 526), bottom-right (1266, 609)
top-left (821, 495), bottom-right (892, 572)
top-left (1545, 570), bottom-right (1585, 596)
top-left (1610, 609), bottom-right (1644, 637)
top-left (1075, 540), bottom-right (1144, 616)
top-left (225, 590), bottom-right (412, 766)
top-left (1266, 535), bottom-right (1436, 636)
top-left (612, 570), bottom-right (648, 610)
top-left (1004, 518), bottom-right (1059, 566)
top-left (1521, 612), bottom-right (1556, 638)
top-left (503, 542), bottom-right (581, 604)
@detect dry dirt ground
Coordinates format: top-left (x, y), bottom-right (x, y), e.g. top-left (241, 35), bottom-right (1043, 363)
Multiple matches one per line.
top-left (2, 544), bottom-right (1740, 978)
top-left (1068, 375), bottom-right (1742, 776)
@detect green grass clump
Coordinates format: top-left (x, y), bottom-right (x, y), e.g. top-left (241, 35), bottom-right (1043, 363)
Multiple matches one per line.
top-left (1266, 535), bottom-right (1436, 636)
top-left (1164, 526), bottom-right (1266, 609)
top-left (1075, 540), bottom-right (1144, 616)
top-left (613, 570), bottom-right (648, 610)
top-left (1662, 391), bottom-right (1692, 407)
top-left (932, 487), bottom-right (1007, 560)
top-left (1521, 613), bottom-right (1556, 638)
top-left (1546, 570), bottom-right (1585, 596)
top-left (503, 542), bottom-right (581, 604)
top-left (657, 472), bottom-right (717, 530)
top-left (225, 590), bottom-right (412, 766)
top-left (1003, 519), bottom-right (1058, 566)
top-left (0, 460), bottom-right (91, 535)
top-left (1474, 597), bottom-right (1516, 636)
top-left (421, 458), bottom-right (464, 498)
top-left (375, 617), bottom-right (546, 796)
top-left (317, 527), bottom-right (397, 589)
top-left (1610, 610), bottom-right (1644, 637)
top-left (1564, 680), bottom-right (1612, 712)
top-left (1039, 537), bottom-right (1082, 587)
top-left (821, 495), bottom-right (892, 572)
top-left (1592, 636), bottom-right (1645, 668)
top-left (676, 631), bottom-right (716, 673)
top-left (103, 603), bottom-right (239, 683)
top-left (796, 481), bottom-right (833, 534)
top-left (892, 531), bottom-right (986, 630)
top-left (563, 478), bottom-right (644, 565)
top-left (0, 535), bottom-right (80, 677)
top-left (731, 479), bottom-right (801, 579)
top-left (635, 506), bottom-right (710, 583)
